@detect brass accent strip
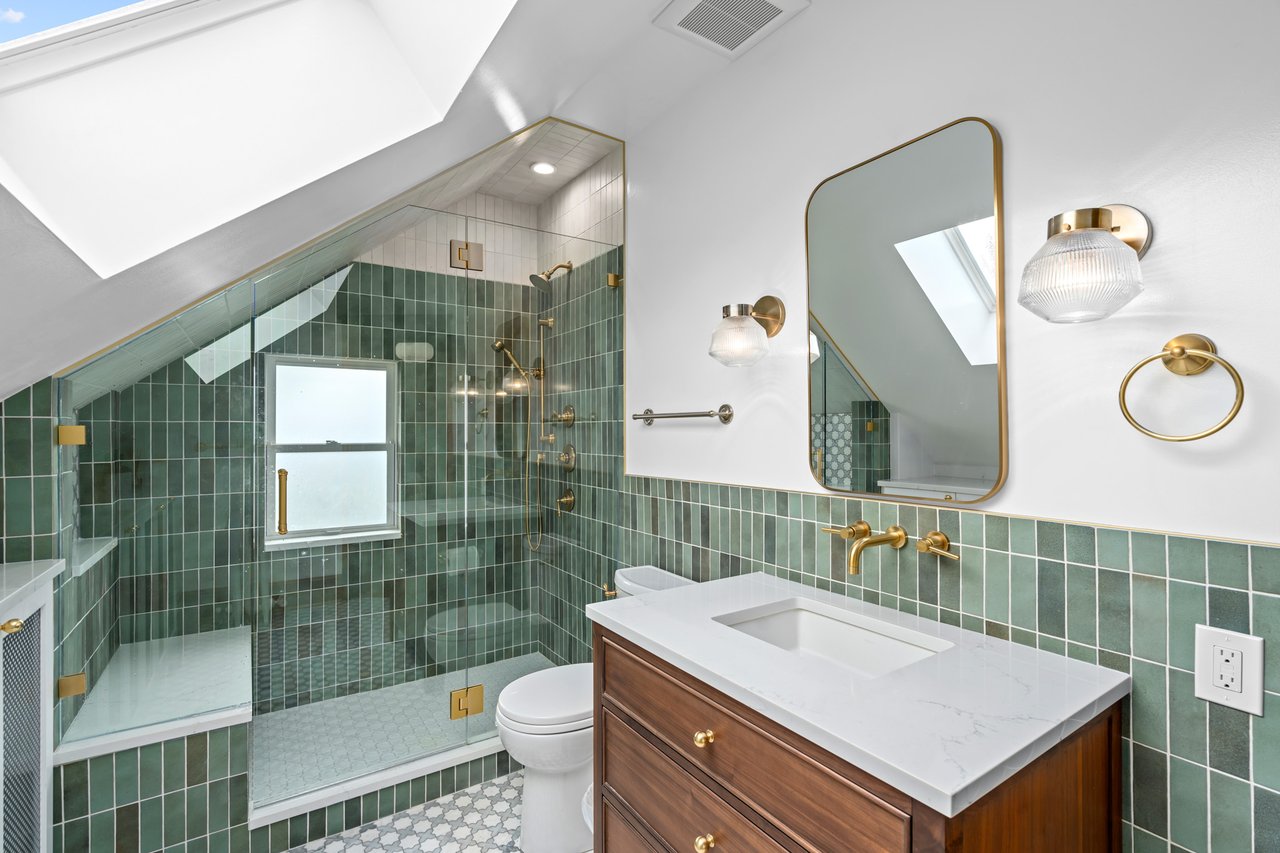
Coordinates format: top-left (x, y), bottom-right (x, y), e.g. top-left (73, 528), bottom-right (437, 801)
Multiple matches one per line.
top-left (1119, 335), bottom-right (1244, 442)
top-left (276, 468), bottom-right (288, 534)
top-left (58, 673), bottom-right (87, 699)
top-left (56, 424), bottom-right (87, 446)
top-left (1, 618), bottom-right (24, 634)
top-left (449, 684), bottom-right (484, 720)
top-left (803, 117), bottom-right (1007, 505)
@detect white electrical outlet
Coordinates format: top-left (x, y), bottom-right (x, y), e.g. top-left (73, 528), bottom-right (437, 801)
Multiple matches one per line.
top-left (1195, 625), bottom-right (1264, 715)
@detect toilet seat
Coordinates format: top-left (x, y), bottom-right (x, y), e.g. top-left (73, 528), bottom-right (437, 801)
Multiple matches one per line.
top-left (496, 663), bottom-right (593, 734)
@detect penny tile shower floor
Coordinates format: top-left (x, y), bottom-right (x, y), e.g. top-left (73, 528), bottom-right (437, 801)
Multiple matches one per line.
top-left (291, 773), bottom-right (525, 852)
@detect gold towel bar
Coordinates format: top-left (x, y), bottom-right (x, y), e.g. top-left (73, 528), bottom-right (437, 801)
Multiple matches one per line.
top-left (1119, 334), bottom-right (1244, 442)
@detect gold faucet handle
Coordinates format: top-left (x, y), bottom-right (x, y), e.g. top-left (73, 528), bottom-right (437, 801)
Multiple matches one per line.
top-left (917, 531), bottom-right (960, 561)
top-left (821, 521), bottom-right (870, 540)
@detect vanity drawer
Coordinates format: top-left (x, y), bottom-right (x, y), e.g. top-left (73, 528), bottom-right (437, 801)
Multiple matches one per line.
top-left (602, 708), bottom-right (786, 853)
top-left (602, 637), bottom-right (911, 853)
top-left (602, 798), bottom-right (660, 853)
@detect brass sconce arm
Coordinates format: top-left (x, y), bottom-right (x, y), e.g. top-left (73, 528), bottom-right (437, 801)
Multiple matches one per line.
top-left (917, 531), bottom-right (960, 561)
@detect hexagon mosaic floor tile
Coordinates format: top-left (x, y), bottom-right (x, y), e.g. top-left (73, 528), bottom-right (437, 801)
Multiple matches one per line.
top-left (291, 773), bottom-right (525, 852)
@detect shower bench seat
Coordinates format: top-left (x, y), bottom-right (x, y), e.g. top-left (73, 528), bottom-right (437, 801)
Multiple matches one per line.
top-left (55, 626), bottom-right (252, 764)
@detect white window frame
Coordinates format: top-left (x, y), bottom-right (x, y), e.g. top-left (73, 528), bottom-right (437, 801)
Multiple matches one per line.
top-left (263, 354), bottom-right (400, 551)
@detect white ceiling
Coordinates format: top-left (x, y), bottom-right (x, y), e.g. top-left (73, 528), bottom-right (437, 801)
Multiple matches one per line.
top-left (0, 0), bottom-right (730, 401)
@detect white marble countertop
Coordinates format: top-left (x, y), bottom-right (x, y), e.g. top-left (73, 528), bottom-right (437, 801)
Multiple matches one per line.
top-left (0, 558), bottom-right (64, 614)
top-left (586, 573), bottom-right (1131, 816)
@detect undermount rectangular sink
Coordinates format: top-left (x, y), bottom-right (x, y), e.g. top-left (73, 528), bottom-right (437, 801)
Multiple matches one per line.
top-left (714, 597), bottom-right (954, 678)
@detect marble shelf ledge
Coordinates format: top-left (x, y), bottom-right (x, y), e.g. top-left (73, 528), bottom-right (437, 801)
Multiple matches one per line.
top-left (0, 558), bottom-right (65, 614)
top-left (70, 536), bottom-right (117, 578)
top-left (55, 627), bottom-right (252, 764)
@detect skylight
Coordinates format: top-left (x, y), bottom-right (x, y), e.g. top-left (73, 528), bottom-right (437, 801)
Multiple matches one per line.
top-left (893, 216), bottom-right (998, 366)
top-left (0, 0), bottom-right (175, 47)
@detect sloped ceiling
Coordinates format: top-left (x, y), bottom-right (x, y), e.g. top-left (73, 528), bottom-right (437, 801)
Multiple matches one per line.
top-left (0, 0), bottom-right (728, 402)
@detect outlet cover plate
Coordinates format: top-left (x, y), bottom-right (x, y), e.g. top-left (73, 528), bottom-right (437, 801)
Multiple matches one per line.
top-left (1195, 624), bottom-right (1264, 715)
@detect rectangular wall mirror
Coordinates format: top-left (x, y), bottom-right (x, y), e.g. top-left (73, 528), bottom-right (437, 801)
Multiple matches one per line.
top-left (806, 118), bottom-right (1006, 503)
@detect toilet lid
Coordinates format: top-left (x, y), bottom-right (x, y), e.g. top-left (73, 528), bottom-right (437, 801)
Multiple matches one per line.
top-left (497, 663), bottom-right (593, 727)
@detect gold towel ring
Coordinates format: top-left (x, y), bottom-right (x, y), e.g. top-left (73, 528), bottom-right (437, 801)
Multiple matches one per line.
top-left (1119, 334), bottom-right (1244, 442)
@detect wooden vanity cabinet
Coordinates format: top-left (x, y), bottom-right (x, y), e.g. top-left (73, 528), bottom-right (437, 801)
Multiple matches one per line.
top-left (593, 626), bottom-right (1122, 853)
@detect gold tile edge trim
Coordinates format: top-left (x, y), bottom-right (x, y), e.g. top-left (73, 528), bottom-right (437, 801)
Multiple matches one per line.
top-left (55, 115), bottom-right (626, 379)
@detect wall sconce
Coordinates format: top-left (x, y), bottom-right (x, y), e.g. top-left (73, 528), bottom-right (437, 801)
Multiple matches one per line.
top-left (708, 296), bottom-right (786, 367)
top-left (1017, 204), bottom-right (1152, 323)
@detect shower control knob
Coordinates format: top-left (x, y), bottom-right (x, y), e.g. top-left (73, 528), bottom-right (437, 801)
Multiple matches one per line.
top-left (559, 444), bottom-right (577, 473)
top-left (556, 488), bottom-right (576, 515)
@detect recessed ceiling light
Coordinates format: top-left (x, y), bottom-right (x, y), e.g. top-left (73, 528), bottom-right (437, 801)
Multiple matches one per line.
top-left (530, 162), bottom-right (556, 175)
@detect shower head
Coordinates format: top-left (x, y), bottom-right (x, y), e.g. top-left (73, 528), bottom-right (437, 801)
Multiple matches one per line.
top-left (529, 261), bottom-right (573, 294)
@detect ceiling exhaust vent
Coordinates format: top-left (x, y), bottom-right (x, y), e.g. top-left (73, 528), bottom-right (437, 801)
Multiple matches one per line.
top-left (654, 0), bottom-right (809, 58)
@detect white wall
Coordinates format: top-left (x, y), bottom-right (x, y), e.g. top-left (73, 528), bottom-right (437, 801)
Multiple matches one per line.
top-left (625, 0), bottom-right (1280, 545)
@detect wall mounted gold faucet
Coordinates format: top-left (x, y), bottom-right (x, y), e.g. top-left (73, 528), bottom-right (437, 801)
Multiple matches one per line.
top-left (917, 531), bottom-right (960, 561)
top-left (822, 521), bottom-right (907, 574)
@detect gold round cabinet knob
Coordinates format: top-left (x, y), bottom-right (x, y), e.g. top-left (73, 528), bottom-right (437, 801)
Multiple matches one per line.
top-left (694, 833), bottom-right (717, 852)
top-left (1, 619), bottom-right (24, 634)
top-left (692, 729), bottom-right (715, 748)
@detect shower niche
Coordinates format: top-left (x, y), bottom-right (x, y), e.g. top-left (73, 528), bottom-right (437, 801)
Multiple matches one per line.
top-left (51, 117), bottom-right (625, 822)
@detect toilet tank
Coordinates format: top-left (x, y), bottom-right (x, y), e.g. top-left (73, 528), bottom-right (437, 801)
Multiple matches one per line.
top-left (614, 566), bottom-right (696, 598)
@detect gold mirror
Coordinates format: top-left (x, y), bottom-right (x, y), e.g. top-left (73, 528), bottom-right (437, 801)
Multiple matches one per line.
top-left (806, 118), bottom-right (1006, 503)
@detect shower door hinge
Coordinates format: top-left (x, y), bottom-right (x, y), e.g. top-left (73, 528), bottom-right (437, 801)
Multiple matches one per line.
top-left (450, 684), bottom-right (485, 719)
top-left (449, 240), bottom-right (485, 271)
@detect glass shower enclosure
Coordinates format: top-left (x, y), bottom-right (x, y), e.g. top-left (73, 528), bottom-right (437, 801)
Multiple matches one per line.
top-left (56, 202), bottom-right (620, 809)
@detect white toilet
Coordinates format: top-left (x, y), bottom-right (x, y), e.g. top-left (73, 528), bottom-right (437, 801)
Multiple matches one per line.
top-left (496, 566), bottom-right (694, 853)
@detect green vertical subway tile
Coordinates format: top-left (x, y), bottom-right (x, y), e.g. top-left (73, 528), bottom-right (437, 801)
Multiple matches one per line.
top-left (1009, 518), bottom-right (1036, 556)
top-left (1035, 521), bottom-right (1063, 560)
top-left (115, 749), bottom-right (139, 807)
top-left (1131, 743), bottom-right (1167, 838)
top-left (1131, 532), bottom-right (1166, 577)
top-left (1255, 593), bottom-right (1280, 694)
top-left (1207, 587), bottom-right (1249, 634)
top-left (1130, 575), bottom-right (1167, 663)
top-left (1130, 660), bottom-right (1167, 750)
top-left (1009, 554), bottom-right (1037, 631)
top-left (1036, 560), bottom-right (1065, 638)
top-left (959, 512), bottom-right (983, 547)
top-left (1167, 536), bottom-right (1206, 583)
top-left (88, 754), bottom-right (114, 814)
top-left (89, 810), bottom-right (114, 853)
top-left (983, 550), bottom-right (1010, 624)
top-left (1257, 786), bottom-right (1280, 853)
top-left (1206, 540), bottom-right (1249, 589)
top-left (63, 760), bottom-right (88, 820)
top-left (207, 729), bottom-right (229, 781)
top-left (1064, 525), bottom-right (1095, 565)
top-left (163, 737), bottom-right (185, 794)
top-left (1066, 563), bottom-right (1097, 646)
top-left (1253, 691), bottom-right (1280, 791)
top-left (1253, 546), bottom-right (1280, 595)
top-left (140, 790), bottom-right (164, 852)
top-left (162, 790), bottom-right (186, 847)
top-left (959, 546), bottom-right (983, 617)
top-left (186, 784), bottom-right (208, 838)
top-left (139, 744), bottom-right (163, 800)
top-left (1166, 581), bottom-right (1205, 672)
top-left (1168, 669), bottom-right (1207, 764)
top-left (1167, 757), bottom-right (1207, 853)
top-left (1207, 703), bottom-right (1250, 779)
top-left (1209, 771), bottom-right (1252, 853)
top-left (1097, 569), bottom-right (1131, 654)
top-left (1096, 528), bottom-right (1130, 570)
top-left (983, 515), bottom-right (1008, 552)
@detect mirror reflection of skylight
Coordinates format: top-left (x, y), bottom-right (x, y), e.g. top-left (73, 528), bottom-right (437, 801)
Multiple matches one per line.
top-left (894, 216), bottom-right (998, 366)
top-left (0, 0), bottom-right (168, 45)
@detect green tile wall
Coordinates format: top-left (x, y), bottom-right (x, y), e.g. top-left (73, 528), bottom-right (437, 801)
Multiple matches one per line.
top-left (50, 722), bottom-right (519, 852)
top-left (1, 378), bottom-right (60, 562)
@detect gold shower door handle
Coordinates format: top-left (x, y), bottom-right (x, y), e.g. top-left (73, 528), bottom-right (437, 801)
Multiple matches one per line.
top-left (277, 468), bottom-right (288, 534)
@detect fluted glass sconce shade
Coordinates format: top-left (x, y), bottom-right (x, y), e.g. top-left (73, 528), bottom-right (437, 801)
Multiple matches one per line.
top-left (709, 306), bottom-right (769, 366)
top-left (1018, 205), bottom-right (1151, 323)
top-left (708, 296), bottom-right (787, 367)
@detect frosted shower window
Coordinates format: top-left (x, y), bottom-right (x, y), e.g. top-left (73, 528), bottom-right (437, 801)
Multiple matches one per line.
top-left (264, 356), bottom-right (399, 550)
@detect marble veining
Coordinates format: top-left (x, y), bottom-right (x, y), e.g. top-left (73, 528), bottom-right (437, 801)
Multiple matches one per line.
top-left (586, 572), bottom-right (1131, 816)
